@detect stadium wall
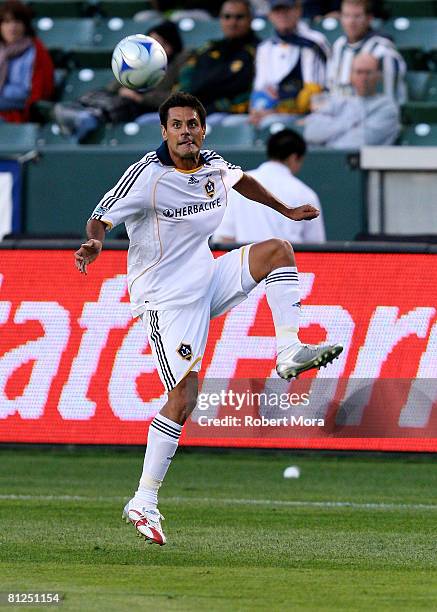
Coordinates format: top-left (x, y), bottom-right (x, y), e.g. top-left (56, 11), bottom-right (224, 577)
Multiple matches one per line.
top-left (0, 243), bottom-right (436, 452)
top-left (21, 148), bottom-right (364, 240)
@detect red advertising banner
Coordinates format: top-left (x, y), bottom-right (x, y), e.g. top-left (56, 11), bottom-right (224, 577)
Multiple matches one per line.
top-left (0, 249), bottom-right (436, 451)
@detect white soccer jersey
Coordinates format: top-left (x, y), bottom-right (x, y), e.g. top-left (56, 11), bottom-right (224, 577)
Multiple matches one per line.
top-left (327, 31), bottom-right (407, 103)
top-left (90, 143), bottom-right (243, 316)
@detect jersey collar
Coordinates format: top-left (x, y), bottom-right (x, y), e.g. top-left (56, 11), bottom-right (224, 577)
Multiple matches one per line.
top-left (156, 141), bottom-right (207, 167)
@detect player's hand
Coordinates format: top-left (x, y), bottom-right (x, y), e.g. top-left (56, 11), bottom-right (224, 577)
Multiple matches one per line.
top-left (286, 204), bottom-right (320, 221)
top-left (118, 87), bottom-right (143, 103)
top-left (74, 239), bottom-right (102, 275)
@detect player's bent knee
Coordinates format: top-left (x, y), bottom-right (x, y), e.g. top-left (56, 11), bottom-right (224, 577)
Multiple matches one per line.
top-left (269, 238), bottom-right (294, 266)
top-left (165, 374), bottom-right (199, 425)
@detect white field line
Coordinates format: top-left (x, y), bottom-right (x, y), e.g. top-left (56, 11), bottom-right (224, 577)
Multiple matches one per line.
top-left (0, 494), bottom-right (436, 512)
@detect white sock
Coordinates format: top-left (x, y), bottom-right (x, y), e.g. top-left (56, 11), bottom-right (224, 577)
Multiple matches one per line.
top-left (133, 414), bottom-right (182, 510)
top-left (265, 266), bottom-right (301, 354)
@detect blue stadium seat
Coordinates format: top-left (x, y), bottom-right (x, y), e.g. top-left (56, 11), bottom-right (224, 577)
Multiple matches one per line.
top-left (399, 123), bottom-right (437, 144)
top-left (383, 18), bottom-right (437, 69)
top-left (175, 18), bottom-right (222, 48)
top-left (92, 17), bottom-right (145, 47)
top-left (60, 68), bottom-right (114, 102)
top-left (402, 101), bottom-right (437, 123)
top-left (0, 123), bottom-right (39, 151)
top-left (34, 17), bottom-right (95, 50)
top-left (107, 122), bottom-right (163, 147)
top-left (405, 71), bottom-right (431, 100)
top-left (205, 123), bottom-right (256, 146)
top-left (310, 17), bottom-right (342, 45)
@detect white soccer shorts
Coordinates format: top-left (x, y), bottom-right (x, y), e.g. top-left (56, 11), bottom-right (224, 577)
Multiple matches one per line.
top-left (141, 245), bottom-right (256, 392)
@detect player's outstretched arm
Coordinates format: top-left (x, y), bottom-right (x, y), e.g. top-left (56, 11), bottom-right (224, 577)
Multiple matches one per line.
top-left (233, 173), bottom-right (320, 221)
top-left (74, 219), bottom-right (106, 275)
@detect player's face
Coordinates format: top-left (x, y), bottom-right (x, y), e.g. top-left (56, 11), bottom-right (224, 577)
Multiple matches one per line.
top-left (162, 107), bottom-right (206, 164)
top-left (341, 3), bottom-right (372, 42)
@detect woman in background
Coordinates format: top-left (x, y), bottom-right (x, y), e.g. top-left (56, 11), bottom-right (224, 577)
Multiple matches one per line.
top-left (0, 0), bottom-right (53, 122)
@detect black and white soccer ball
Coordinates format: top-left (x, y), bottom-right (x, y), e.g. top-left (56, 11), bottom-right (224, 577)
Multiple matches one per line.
top-left (111, 34), bottom-right (167, 91)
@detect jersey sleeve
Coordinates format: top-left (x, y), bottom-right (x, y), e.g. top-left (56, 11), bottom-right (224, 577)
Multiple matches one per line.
top-left (202, 149), bottom-right (243, 191)
top-left (89, 158), bottom-right (153, 230)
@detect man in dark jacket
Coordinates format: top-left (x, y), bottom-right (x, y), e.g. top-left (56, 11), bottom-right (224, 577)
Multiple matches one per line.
top-left (177, 0), bottom-right (258, 116)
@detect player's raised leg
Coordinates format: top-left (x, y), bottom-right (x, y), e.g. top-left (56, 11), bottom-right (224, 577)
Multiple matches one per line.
top-left (249, 239), bottom-right (343, 379)
top-left (122, 373), bottom-right (198, 545)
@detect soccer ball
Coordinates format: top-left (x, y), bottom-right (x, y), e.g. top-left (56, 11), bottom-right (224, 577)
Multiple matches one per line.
top-left (111, 34), bottom-right (167, 91)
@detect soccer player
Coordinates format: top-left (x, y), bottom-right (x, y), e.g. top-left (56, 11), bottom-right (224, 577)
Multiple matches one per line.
top-left (74, 92), bottom-right (343, 546)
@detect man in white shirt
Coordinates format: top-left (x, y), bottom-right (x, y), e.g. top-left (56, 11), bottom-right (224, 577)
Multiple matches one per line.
top-left (249, 0), bottom-right (330, 127)
top-left (327, 0), bottom-right (406, 103)
top-left (74, 92), bottom-right (342, 546)
top-left (214, 128), bottom-right (326, 243)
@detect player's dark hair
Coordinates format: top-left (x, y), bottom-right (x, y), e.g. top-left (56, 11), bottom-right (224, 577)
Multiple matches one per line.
top-left (159, 93), bottom-right (207, 128)
top-left (267, 128), bottom-right (306, 161)
top-left (0, 0), bottom-right (35, 39)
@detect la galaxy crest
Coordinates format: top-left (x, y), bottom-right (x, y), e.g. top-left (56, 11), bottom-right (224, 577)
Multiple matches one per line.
top-left (204, 178), bottom-right (215, 199)
top-left (177, 342), bottom-right (192, 361)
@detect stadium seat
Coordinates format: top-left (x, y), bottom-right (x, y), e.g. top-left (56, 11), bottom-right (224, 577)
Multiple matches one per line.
top-left (0, 123), bottom-right (39, 150)
top-left (250, 17), bottom-right (274, 40)
top-left (402, 101), bottom-right (437, 123)
top-left (27, 0), bottom-right (86, 17)
top-left (383, 0), bottom-right (437, 17)
top-left (37, 122), bottom-right (108, 144)
top-left (34, 17), bottom-right (95, 51)
top-left (405, 70), bottom-right (431, 100)
top-left (36, 123), bottom-right (76, 145)
top-left (310, 16), bottom-right (342, 45)
top-left (255, 119), bottom-right (305, 145)
top-left (383, 18), bottom-right (437, 69)
top-left (175, 18), bottom-right (222, 48)
top-left (205, 122), bottom-right (256, 146)
top-left (399, 123), bottom-right (437, 145)
top-left (92, 17), bottom-right (145, 47)
top-left (93, 0), bottom-right (151, 18)
top-left (107, 122), bottom-right (163, 147)
top-left (60, 68), bottom-right (114, 102)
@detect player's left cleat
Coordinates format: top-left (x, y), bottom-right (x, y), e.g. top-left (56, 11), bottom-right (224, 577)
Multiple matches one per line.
top-left (276, 343), bottom-right (343, 380)
top-left (122, 500), bottom-right (166, 545)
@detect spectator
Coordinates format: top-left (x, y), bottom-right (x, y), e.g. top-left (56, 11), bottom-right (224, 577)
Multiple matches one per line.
top-left (249, 0), bottom-right (330, 128)
top-left (176, 0), bottom-right (259, 119)
top-left (0, 0), bottom-right (53, 123)
top-left (327, 0), bottom-right (406, 102)
top-left (54, 21), bottom-right (188, 142)
top-left (213, 128), bottom-right (326, 243)
top-left (304, 53), bottom-right (400, 148)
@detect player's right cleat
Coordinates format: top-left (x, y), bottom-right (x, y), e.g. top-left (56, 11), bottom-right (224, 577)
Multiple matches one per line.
top-left (276, 343), bottom-right (343, 380)
top-left (122, 500), bottom-right (166, 545)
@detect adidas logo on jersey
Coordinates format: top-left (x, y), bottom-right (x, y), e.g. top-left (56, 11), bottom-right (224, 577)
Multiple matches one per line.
top-left (187, 175), bottom-right (199, 185)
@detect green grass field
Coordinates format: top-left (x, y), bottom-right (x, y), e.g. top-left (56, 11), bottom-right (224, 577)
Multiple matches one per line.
top-left (1, 447), bottom-right (437, 611)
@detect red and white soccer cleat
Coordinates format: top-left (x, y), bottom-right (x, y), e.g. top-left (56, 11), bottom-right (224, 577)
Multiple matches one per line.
top-left (122, 500), bottom-right (166, 546)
